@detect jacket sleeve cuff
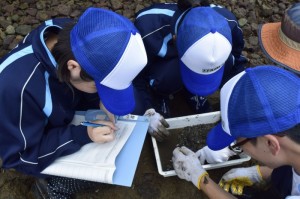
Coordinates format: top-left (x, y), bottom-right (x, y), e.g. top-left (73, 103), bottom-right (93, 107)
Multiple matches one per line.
top-left (71, 125), bottom-right (92, 146)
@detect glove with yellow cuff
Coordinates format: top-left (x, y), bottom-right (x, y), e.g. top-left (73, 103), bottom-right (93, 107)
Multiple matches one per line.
top-left (219, 165), bottom-right (263, 195)
top-left (172, 146), bottom-right (209, 190)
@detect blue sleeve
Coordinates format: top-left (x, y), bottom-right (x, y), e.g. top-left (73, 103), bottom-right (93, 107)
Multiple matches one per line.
top-left (132, 69), bottom-right (154, 115)
top-left (134, 3), bottom-right (178, 62)
top-left (134, 14), bottom-right (161, 61)
top-left (0, 86), bottom-right (91, 177)
top-left (271, 166), bottom-right (293, 198)
top-left (230, 20), bottom-right (244, 59)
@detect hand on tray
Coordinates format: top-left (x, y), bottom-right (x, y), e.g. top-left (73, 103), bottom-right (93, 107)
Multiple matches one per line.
top-left (144, 108), bottom-right (170, 141)
top-left (172, 146), bottom-right (208, 190)
top-left (196, 146), bottom-right (237, 164)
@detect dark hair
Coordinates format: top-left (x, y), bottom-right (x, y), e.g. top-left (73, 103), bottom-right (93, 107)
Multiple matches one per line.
top-left (281, 124), bottom-right (300, 144)
top-left (52, 22), bottom-right (93, 83)
top-left (177, 0), bottom-right (210, 11)
top-left (250, 124), bottom-right (300, 145)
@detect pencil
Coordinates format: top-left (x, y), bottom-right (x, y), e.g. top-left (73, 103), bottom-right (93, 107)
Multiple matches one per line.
top-left (80, 121), bottom-right (106, 127)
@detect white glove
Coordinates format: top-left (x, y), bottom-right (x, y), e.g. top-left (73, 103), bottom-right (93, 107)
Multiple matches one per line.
top-left (144, 108), bottom-right (170, 141)
top-left (196, 146), bottom-right (237, 164)
top-left (219, 165), bottom-right (263, 195)
top-left (172, 146), bottom-right (208, 190)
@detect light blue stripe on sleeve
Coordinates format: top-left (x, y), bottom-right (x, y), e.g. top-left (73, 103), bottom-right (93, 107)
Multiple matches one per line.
top-left (45, 19), bottom-right (53, 26)
top-left (40, 27), bottom-right (58, 68)
top-left (136, 8), bottom-right (175, 19)
top-left (158, 33), bottom-right (172, 57)
top-left (43, 72), bottom-right (52, 117)
top-left (0, 46), bottom-right (33, 74)
top-left (174, 9), bottom-right (189, 35)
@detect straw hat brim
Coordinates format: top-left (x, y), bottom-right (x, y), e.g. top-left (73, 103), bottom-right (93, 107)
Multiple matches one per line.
top-left (258, 22), bottom-right (300, 74)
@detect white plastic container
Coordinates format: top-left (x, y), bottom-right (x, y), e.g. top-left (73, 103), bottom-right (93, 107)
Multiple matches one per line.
top-left (151, 111), bottom-right (251, 177)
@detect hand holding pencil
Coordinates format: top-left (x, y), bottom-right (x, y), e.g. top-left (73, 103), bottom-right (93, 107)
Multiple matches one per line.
top-left (83, 120), bottom-right (118, 143)
top-left (100, 102), bottom-right (117, 124)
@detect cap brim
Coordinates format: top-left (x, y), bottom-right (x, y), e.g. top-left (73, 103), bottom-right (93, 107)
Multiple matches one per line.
top-left (96, 82), bottom-right (135, 116)
top-left (258, 23), bottom-right (300, 74)
top-left (180, 61), bottom-right (224, 96)
top-left (206, 122), bottom-right (235, 150)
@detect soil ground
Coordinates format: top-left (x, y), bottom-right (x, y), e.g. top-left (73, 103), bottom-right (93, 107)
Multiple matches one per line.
top-left (158, 123), bottom-right (217, 171)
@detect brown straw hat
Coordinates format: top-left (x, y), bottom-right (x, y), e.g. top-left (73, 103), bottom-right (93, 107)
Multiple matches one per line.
top-left (258, 3), bottom-right (300, 74)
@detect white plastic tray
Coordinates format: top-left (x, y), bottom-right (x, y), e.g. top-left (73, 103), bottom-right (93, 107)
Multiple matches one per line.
top-left (151, 111), bottom-right (251, 177)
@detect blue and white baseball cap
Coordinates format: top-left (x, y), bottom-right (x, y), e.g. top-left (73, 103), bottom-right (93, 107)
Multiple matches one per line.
top-left (176, 7), bottom-right (232, 96)
top-left (207, 66), bottom-right (300, 150)
top-left (70, 8), bottom-right (147, 116)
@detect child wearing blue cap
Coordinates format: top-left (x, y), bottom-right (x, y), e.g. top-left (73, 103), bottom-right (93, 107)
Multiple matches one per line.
top-left (132, 0), bottom-right (247, 121)
top-left (172, 66), bottom-right (300, 198)
top-left (0, 7), bottom-right (159, 198)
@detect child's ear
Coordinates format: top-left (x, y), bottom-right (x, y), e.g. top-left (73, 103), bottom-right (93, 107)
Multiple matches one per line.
top-left (67, 60), bottom-right (80, 70)
top-left (67, 60), bottom-right (81, 78)
top-left (264, 135), bottom-right (280, 156)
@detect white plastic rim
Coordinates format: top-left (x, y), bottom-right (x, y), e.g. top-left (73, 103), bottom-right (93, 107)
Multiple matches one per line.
top-left (151, 111), bottom-right (251, 177)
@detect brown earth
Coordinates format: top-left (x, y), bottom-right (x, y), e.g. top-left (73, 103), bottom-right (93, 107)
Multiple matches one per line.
top-left (158, 123), bottom-right (217, 171)
top-left (0, 0), bottom-right (295, 198)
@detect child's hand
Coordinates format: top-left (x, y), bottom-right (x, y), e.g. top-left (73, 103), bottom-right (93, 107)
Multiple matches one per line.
top-left (87, 121), bottom-right (117, 143)
top-left (100, 102), bottom-right (116, 124)
top-left (144, 108), bottom-right (170, 141)
top-left (196, 146), bottom-right (236, 164)
top-left (219, 165), bottom-right (263, 195)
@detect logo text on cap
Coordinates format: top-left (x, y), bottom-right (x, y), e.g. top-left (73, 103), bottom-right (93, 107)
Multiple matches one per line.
top-left (202, 65), bottom-right (222, 73)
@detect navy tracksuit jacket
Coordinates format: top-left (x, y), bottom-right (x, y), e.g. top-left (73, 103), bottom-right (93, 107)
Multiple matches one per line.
top-left (133, 3), bottom-right (247, 114)
top-left (0, 18), bottom-right (99, 176)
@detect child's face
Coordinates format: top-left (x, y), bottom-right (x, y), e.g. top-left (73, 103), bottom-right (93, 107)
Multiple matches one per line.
top-left (238, 136), bottom-right (281, 169)
top-left (70, 77), bottom-right (97, 94)
top-left (67, 60), bottom-right (97, 93)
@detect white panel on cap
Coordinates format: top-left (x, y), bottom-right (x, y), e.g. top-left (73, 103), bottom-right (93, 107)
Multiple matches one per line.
top-left (181, 32), bottom-right (232, 75)
top-left (101, 33), bottom-right (147, 89)
top-left (220, 71), bottom-right (246, 135)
